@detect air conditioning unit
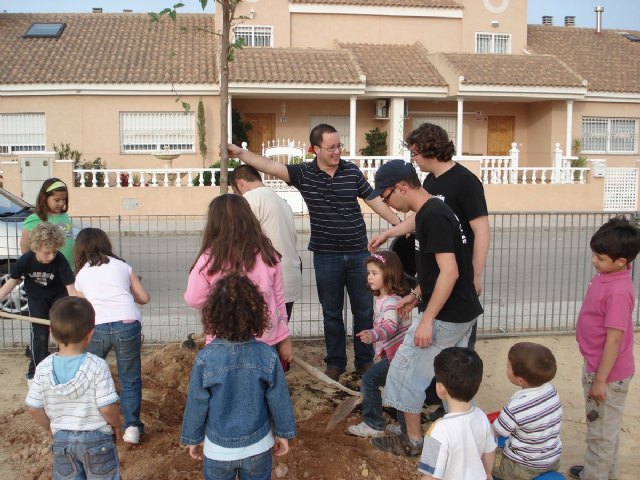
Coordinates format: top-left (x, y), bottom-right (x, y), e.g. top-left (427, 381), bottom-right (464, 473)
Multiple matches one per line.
top-left (374, 99), bottom-right (388, 119)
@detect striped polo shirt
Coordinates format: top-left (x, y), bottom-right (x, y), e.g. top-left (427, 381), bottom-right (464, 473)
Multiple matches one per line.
top-left (287, 159), bottom-right (372, 253)
top-left (493, 383), bottom-right (563, 469)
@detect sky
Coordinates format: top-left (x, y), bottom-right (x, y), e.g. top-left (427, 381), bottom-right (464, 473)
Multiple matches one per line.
top-left (1, 0), bottom-right (639, 30)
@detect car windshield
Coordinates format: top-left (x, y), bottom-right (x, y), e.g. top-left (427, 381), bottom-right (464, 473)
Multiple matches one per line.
top-left (0, 189), bottom-right (32, 216)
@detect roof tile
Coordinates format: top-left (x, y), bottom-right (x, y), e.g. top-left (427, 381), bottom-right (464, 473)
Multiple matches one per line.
top-left (0, 13), bottom-right (216, 85)
top-left (528, 25), bottom-right (640, 93)
top-left (231, 48), bottom-right (364, 84)
top-left (290, 0), bottom-right (461, 8)
top-left (340, 43), bottom-right (446, 87)
top-left (440, 53), bottom-right (584, 88)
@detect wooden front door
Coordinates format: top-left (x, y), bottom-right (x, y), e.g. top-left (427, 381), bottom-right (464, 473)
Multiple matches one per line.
top-left (244, 113), bottom-right (275, 153)
top-left (487, 116), bottom-right (515, 156)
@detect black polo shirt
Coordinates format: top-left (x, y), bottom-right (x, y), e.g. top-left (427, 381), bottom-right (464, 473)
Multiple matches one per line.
top-left (286, 158), bottom-right (372, 253)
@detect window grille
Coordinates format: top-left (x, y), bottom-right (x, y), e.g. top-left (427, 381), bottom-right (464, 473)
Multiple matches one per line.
top-left (0, 113), bottom-right (46, 154)
top-left (120, 112), bottom-right (195, 154)
top-left (475, 33), bottom-right (511, 54)
top-left (582, 117), bottom-right (638, 154)
top-left (412, 116), bottom-right (457, 144)
top-left (233, 25), bottom-right (273, 47)
top-left (309, 115), bottom-right (350, 153)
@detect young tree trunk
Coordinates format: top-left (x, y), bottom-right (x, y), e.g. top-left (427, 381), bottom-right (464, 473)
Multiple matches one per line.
top-left (218, 1), bottom-right (239, 194)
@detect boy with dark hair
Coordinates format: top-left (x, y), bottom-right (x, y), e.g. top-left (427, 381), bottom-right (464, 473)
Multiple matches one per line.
top-left (25, 296), bottom-right (122, 480)
top-left (419, 347), bottom-right (496, 479)
top-left (571, 216), bottom-right (640, 480)
top-left (493, 342), bottom-right (563, 480)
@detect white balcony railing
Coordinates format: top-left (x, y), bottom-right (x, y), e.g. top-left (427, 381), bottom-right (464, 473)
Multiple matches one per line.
top-left (73, 143), bottom-right (590, 188)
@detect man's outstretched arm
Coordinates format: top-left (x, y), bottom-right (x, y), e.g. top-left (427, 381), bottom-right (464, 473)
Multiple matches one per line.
top-left (228, 144), bottom-right (290, 183)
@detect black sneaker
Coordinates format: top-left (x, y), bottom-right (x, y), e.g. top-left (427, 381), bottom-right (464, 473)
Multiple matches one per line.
top-left (370, 433), bottom-right (422, 457)
top-left (568, 466), bottom-right (583, 479)
top-left (424, 406), bottom-right (446, 423)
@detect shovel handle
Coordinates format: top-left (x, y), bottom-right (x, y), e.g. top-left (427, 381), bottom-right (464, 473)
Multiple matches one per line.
top-left (294, 358), bottom-right (361, 397)
top-left (0, 310), bottom-right (50, 326)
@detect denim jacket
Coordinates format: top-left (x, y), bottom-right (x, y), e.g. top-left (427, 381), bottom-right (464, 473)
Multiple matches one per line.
top-left (180, 338), bottom-right (296, 448)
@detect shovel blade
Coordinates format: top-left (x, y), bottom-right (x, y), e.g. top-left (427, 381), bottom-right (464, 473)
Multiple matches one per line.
top-left (326, 395), bottom-right (362, 430)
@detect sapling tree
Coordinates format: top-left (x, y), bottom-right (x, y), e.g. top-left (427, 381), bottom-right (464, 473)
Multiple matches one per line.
top-left (150, 0), bottom-right (243, 193)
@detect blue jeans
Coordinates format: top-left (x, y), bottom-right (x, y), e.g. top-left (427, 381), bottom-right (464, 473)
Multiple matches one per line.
top-left (203, 450), bottom-right (271, 480)
top-left (86, 321), bottom-right (143, 431)
top-left (313, 251), bottom-right (374, 371)
top-left (361, 357), bottom-right (390, 431)
top-left (52, 430), bottom-right (120, 480)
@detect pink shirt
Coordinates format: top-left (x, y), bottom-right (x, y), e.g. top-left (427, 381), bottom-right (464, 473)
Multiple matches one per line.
top-left (184, 251), bottom-right (290, 346)
top-left (365, 294), bottom-right (410, 361)
top-left (575, 267), bottom-right (635, 382)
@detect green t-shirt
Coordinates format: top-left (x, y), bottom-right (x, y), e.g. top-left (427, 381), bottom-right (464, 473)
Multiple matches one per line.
top-left (23, 212), bottom-right (75, 267)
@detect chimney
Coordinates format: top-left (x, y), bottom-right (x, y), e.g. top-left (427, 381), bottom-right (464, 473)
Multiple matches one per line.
top-left (92, 7), bottom-right (103, 14)
top-left (542, 16), bottom-right (553, 26)
top-left (564, 16), bottom-right (576, 27)
top-left (595, 6), bottom-right (604, 33)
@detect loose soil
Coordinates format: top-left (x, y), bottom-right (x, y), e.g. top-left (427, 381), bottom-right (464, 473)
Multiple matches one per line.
top-left (0, 336), bottom-right (638, 479)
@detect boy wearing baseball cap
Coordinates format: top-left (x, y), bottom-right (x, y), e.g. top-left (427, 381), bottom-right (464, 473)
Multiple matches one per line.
top-left (367, 160), bottom-right (484, 457)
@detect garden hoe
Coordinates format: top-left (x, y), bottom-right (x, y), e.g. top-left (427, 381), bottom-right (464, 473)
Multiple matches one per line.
top-left (0, 311), bottom-right (50, 326)
top-left (294, 357), bottom-right (362, 430)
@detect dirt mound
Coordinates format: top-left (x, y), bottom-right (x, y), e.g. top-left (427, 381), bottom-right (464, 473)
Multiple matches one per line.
top-left (0, 342), bottom-right (419, 479)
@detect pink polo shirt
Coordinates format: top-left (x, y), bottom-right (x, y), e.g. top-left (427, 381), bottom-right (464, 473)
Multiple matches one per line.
top-left (575, 267), bottom-right (635, 383)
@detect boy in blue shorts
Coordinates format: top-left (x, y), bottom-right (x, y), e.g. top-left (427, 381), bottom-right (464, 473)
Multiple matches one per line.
top-left (26, 296), bottom-right (122, 480)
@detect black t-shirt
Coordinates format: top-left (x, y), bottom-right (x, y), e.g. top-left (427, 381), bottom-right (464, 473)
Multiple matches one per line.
top-left (415, 198), bottom-right (483, 323)
top-left (11, 251), bottom-right (75, 301)
top-left (422, 162), bottom-right (488, 253)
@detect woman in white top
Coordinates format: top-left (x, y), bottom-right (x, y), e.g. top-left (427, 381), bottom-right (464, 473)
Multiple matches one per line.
top-left (74, 228), bottom-right (150, 445)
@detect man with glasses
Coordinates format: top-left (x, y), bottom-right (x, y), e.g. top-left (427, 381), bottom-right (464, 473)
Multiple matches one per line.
top-left (369, 122), bottom-right (490, 421)
top-left (228, 124), bottom-right (400, 381)
top-left (366, 159), bottom-right (483, 457)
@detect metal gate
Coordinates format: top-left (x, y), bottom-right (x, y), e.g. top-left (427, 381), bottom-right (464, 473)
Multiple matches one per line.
top-left (604, 167), bottom-right (638, 211)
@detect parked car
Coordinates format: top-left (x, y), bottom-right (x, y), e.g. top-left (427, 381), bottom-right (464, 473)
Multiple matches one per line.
top-left (0, 188), bottom-right (33, 314)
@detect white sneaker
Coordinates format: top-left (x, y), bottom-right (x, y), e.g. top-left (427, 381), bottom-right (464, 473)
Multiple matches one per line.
top-left (123, 426), bottom-right (141, 444)
top-left (385, 423), bottom-right (403, 436)
top-left (347, 421), bottom-right (386, 438)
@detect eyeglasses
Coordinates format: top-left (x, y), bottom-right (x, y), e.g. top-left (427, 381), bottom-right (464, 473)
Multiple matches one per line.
top-left (410, 150), bottom-right (420, 158)
top-left (317, 143), bottom-right (344, 153)
top-left (381, 187), bottom-right (396, 204)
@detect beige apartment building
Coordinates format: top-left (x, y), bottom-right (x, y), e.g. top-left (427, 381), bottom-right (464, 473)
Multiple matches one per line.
top-left (0, 1), bottom-right (638, 214)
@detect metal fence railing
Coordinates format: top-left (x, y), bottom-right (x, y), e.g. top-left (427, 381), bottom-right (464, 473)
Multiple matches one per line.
top-left (1, 211), bottom-right (638, 348)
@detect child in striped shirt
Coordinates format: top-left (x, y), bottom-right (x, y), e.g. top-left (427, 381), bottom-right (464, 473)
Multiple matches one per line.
top-left (347, 251), bottom-right (409, 437)
top-left (492, 342), bottom-right (563, 480)
top-left (25, 297), bottom-right (122, 480)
